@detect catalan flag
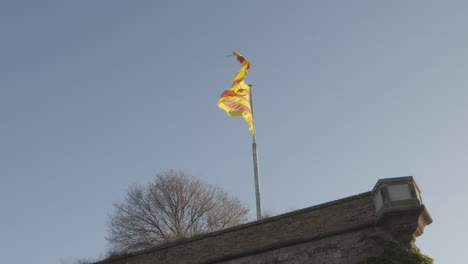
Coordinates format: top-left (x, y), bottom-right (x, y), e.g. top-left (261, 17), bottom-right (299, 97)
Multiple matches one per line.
top-left (218, 52), bottom-right (255, 134)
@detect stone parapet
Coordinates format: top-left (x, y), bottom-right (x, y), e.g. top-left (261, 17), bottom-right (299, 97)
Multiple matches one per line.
top-left (95, 176), bottom-right (432, 264)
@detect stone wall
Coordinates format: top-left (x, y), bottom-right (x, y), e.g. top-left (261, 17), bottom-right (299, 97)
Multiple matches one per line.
top-left (220, 227), bottom-right (389, 264)
top-left (96, 176), bottom-right (432, 264)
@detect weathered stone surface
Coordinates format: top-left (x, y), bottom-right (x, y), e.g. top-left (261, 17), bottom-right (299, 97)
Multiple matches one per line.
top-left (95, 176), bottom-right (431, 264)
top-left (221, 228), bottom-right (389, 264)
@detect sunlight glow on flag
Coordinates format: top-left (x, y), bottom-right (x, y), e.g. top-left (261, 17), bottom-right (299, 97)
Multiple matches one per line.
top-left (218, 52), bottom-right (255, 134)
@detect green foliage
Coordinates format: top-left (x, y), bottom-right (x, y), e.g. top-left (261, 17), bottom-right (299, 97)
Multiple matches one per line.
top-left (367, 242), bottom-right (434, 264)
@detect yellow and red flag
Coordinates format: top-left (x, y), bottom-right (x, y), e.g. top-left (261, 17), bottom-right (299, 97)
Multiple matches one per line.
top-left (218, 52), bottom-right (255, 134)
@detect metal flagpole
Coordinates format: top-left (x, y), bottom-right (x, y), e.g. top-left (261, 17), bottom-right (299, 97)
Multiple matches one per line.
top-left (249, 84), bottom-right (262, 220)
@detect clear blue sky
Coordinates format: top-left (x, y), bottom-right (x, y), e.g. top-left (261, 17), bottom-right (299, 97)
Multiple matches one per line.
top-left (1, 1), bottom-right (466, 263)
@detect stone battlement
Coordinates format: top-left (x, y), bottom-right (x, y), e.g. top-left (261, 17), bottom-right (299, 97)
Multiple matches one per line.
top-left (95, 176), bottom-right (432, 264)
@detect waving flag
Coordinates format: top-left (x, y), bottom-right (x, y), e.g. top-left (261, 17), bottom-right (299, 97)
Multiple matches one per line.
top-left (218, 52), bottom-right (255, 134)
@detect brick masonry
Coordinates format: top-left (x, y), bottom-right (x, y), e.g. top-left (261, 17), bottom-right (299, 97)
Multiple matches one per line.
top-left (95, 176), bottom-right (431, 264)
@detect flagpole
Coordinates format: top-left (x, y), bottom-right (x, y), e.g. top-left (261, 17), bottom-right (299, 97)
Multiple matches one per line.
top-left (249, 84), bottom-right (262, 220)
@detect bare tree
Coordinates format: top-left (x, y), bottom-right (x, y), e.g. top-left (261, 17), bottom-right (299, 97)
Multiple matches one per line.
top-left (107, 170), bottom-right (249, 252)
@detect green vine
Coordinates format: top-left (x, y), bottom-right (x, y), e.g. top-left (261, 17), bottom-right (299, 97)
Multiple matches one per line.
top-left (367, 242), bottom-right (434, 264)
